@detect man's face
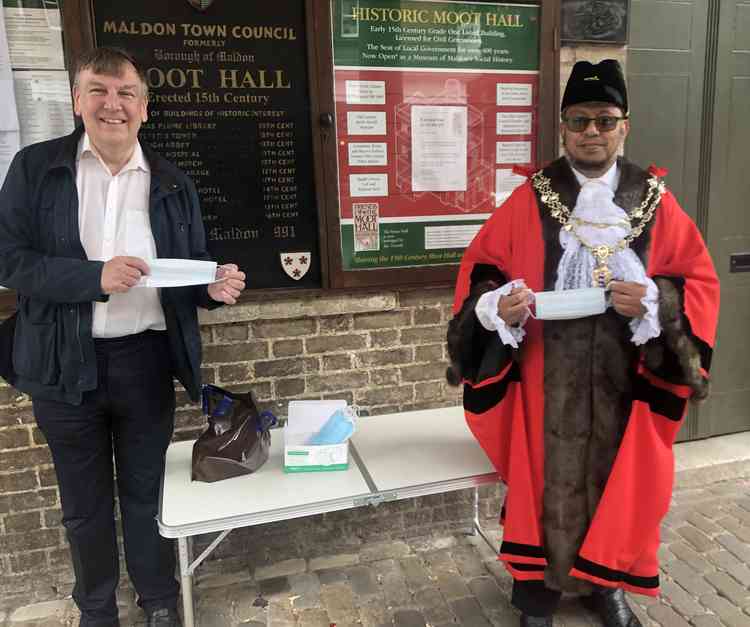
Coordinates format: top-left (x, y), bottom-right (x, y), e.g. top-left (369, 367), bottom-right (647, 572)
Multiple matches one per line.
top-left (560, 102), bottom-right (629, 175)
top-left (73, 63), bottom-right (148, 155)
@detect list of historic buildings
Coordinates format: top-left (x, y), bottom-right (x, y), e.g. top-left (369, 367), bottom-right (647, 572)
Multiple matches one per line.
top-left (93, 0), bottom-right (320, 288)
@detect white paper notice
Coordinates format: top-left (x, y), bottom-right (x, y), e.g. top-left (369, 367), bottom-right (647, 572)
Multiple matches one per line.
top-left (496, 141), bottom-right (531, 165)
top-left (0, 130), bottom-right (20, 187)
top-left (347, 111), bottom-right (386, 135)
top-left (411, 105), bottom-right (467, 192)
top-left (496, 112), bottom-right (532, 135)
top-left (3, 5), bottom-right (65, 70)
top-left (348, 142), bottom-right (387, 166)
top-left (495, 169), bottom-right (527, 206)
top-left (0, 9), bottom-right (19, 132)
top-left (13, 70), bottom-right (73, 147)
top-left (136, 259), bottom-right (219, 288)
top-left (350, 173), bottom-right (388, 197)
top-left (345, 80), bottom-right (385, 105)
top-left (497, 83), bottom-right (533, 106)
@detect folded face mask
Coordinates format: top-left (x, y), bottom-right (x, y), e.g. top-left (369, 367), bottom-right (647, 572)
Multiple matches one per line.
top-left (136, 259), bottom-right (219, 288)
top-left (533, 287), bottom-right (606, 320)
top-left (306, 407), bottom-right (356, 445)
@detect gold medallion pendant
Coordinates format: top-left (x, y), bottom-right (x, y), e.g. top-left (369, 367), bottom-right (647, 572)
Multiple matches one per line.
top-left (592, 246), bottom-right (614, 286)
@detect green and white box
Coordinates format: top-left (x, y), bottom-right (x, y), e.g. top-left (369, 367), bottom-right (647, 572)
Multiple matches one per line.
top-left (284, 400), bottom-right (349, 472)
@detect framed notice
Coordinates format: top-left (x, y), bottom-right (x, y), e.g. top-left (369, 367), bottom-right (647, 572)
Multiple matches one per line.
top-left (325, 0), bottom-right (550, 284)
top-left (85, 0), bottom-right (323, 289)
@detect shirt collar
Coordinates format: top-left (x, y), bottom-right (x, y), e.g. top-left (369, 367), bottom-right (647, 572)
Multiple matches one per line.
top-left (569, 159), bottom-right (619, 192)
top-left (77, 133), bottom-right (150, 176)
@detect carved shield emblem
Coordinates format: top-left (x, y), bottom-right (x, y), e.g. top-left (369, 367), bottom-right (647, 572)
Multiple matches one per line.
top-left (187, 0), bottom-right (214, 11)
top-left (280, 252), bottom-right (311, 281)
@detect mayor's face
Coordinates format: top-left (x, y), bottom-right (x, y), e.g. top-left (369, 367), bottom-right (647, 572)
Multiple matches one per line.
top-left (561, 102), bottom-right (629, 174)
top-left (73, 62), bottom-right (148, 155)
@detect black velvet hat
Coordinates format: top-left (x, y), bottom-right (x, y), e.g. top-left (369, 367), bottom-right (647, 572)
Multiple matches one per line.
top-left (561, 59), bottom-right (628, 114)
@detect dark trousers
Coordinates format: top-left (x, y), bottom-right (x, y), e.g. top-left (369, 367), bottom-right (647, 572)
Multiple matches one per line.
top-left (33, 331), bottom-right (179, 626)
top-left (512, 580), bottom-right (563, 617)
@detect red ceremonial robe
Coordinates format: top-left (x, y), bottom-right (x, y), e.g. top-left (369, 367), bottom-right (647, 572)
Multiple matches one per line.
top-left (449, 157), bottom-right (719, 597)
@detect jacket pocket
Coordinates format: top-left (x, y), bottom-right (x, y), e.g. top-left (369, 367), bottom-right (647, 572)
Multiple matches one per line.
top-left (12, 301), bottom-right (60, 385)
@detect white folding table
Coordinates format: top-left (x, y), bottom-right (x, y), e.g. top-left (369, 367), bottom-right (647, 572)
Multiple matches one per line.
top-left (158, 406), bottom-right (499, 627)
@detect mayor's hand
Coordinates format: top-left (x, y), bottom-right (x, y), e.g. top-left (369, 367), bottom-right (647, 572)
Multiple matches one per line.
top-left (610, 281), bottom-right (647, 318)
top-left (498, 286), bottom-right (532, 326)
top-left (208, 263), bottom-right (246, 305)
top-left (101, 256), bottom-right (149, 294)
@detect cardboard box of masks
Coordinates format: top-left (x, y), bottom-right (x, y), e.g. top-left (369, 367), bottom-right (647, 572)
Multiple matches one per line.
top-left (283, 400), bottom-right (350, 472)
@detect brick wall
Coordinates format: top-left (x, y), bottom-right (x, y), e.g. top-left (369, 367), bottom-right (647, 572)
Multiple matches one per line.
top-left (0, 287), bottom-right (507, 611)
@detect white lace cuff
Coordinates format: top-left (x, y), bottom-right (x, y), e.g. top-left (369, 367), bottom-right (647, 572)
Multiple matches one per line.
top-left (630, 277), bottom-right (661, 346)
top-left (475, 280), bottom-right (528, 349)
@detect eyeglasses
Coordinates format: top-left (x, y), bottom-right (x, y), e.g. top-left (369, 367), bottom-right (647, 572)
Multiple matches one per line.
top-left (562, 115), bottom-right (628, 133)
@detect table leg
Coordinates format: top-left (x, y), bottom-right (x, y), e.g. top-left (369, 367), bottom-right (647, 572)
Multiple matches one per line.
top-left (178, 537), bottom-right (195, 627)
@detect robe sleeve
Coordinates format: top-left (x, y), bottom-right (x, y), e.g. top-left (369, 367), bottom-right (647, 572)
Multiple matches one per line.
top-left (642, 189), bottom-right (720, 399)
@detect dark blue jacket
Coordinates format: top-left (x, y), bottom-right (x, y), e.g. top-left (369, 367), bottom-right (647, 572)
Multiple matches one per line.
top-left (0, 126), bottom-right (220, 404)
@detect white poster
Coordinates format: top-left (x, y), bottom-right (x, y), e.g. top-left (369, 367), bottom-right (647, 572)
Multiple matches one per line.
top-left (348, 142), bottom-right (387, 166)
top-left (0, 129), bottom-right (20, 187)
top-left (411, 105), bottom-right (467, 192)
top-left (497, 112), bottom-right (532, 135)
top-left (497, 83), bottom-right (533, 106)
top-left (347, 111), bottom-right (386, 135)
top-left (13, 70), bottom-right (74, 147)
top-left (496, 141), bottom-right (531, 165)
top-left (345, 80), bottom-right (386, 105)
top-left (3, 4), bottom-right (65, 70)
top-left (350, 173), bottom-right (388, 197)
top-left (0, 7), bottom-right (19, 131)
top-left (495, 168), bottom-right (527, 206)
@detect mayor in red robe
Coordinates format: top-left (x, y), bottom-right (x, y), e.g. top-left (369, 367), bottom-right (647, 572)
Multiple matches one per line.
top-left (447, 60), bottom-right (720, 627)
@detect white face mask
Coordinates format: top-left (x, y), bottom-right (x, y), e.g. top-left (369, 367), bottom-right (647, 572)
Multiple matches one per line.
top-left (533, 287), bottom-right (607, 320)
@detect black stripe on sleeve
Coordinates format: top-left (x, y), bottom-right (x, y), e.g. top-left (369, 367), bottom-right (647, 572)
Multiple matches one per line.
top-left (573, 556), bottom-right (659, 590)
top-left (632, 375), bottom-right (687, 422)
top-left (464, 362), bottom-right (521, 415)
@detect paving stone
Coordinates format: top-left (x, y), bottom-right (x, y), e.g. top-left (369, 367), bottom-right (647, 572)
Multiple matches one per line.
top-left (393, 609), bottom-right (426, 627)
top-left (308, 553), bottom-right (359, 572)
top-left (360, 540), bottom-right (411, 563)
top-left (698, 593), bottom-right (741, 623)
top-left (358, 599), bottom-right (392, 627)
top-left (716, 534), bottom-right (750, 563)
top-left (662, 561), bottom-right (715, 596)
top-left (413, 588), bottom-right (454, 625)
top-left (422, 549), bottom-right (459, 574)
top-left (325, 608), bottom-right (361, 627)
top-left (451, 545), bottom-right (488, 578)
top-left (660, 579), bottom-right (706, 616)
top-left (399, 556), bottom-right (434, 592)
top-left (695, 502), bottom-right (725, 519)
top-left (380, 567), bottom-right (413, 607)
top-left (408, 534), bottom-right (457, 552)
top-left (675, 525), bottom-right (715, 553)
top-left (686, 512), bottom-right (723, 535)
top-left (716, 516), bottom-right (750, 543)
top-left (233, 596), bottom-right (269, 624)
top-left (259, 576), bottom-right (291, 598)
top-left (690, 616), bottom-right (725, 627)
top-left (296, 608), bottom-right (330, 627)
top-left (450, 597), bottom-right (492, 627)
top-left (319, 583), bottom-right (355, 611)
top-left (468, 576), bottom-right (505, 612)
top-left (346, 565), bottom-right (380, 598)
top-left (647, 603), bottom-right (691, 627)
top-left (703, 571), bottom-right (750, 606)
top-left (8, 601), bottom-right (76, 623)
top-left (667, 541), bottom-right (712, 573)
top-left (254, 558), bottom-right (307, 581)
top-left (435, 571), bottom-right (471, 601)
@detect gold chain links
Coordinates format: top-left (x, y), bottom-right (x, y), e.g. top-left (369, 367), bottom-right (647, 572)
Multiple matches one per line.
top-left (531, 171), bottom-right (666, 285)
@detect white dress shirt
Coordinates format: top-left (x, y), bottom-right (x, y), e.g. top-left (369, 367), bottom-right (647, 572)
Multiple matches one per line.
top-left (76, 133), bottom-right (166, 338)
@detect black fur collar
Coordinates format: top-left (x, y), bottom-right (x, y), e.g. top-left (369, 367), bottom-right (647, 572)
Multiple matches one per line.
top-left (535, 157), bottom-right (657, 290)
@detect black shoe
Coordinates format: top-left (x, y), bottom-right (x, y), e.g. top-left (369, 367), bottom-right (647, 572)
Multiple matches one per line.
top-left (520, 614), bottom-right (554, 627)
top-left (581, 588), bottom-right (642, 627)
top-left (146, 607), bottom-right (181, 627)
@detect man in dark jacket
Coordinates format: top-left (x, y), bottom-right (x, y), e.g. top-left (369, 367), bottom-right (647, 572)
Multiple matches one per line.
top-left (0, 47), bottom-right (245, 627)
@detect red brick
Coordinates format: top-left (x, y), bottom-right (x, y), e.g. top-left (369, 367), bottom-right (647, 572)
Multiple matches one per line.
top-left (0, 405), bottom-right (35, 427)
top-left (0, 470), bottom-right (38, 493)
top-left (200, 367), bottom-right (216, 384)
top-left (401, 327), bottom-right (447, 345)
top-left (273, 339), bottom-right (304, 357)
top-left (0, 447), bottom-right (53, 472)
top-left (401, 363), bottom-right (450, 382)
top-left (0, 427), bottom-right (31, 449)
top-left (370, 330), bottom-right (400, 348)
top-left (357, 348), bottom-right (413, 368)
top-left (5, 511), bottom-right (42, 533)
top-left (252, 318), bottom-right (316, 338)
top-left (0, 528), bottom-right (61, 553)
top-left (202, 341), bottom-right (269, 364)
top-left (307, 372), bottom-right (369, 393)
top-left (322, 355), bottom-right (353, 371)
top-left (414, 308), bottom-right (442, 325)
top-left (214, 323), bottom-right (249, 343)
top-left (357, 386), bottom-right (414, 406)
top-left (2, 488), bottom-right (58, 512)
top-left (306, 335), bottom-right (367, 354)
top-left (371, 369), bottom-right (399, 386)
top-left (320, 316), bottom-right (352, 334)
top-left (353, 310), bottom-right (411, 330)
top-left (38, 467), bottom-right (58, 488)
top-left (415, 345), bottom-right (444, 363)
top-left (255, 357), bottom-right (318, 378)
top-left (276, 378), bottom-right (305, 398)
top-left (218, 364), bottom-right (251, 383)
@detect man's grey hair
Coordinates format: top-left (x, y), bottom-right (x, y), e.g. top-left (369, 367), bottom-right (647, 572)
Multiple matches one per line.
top-left (73, 47), bottom-right (149, 99)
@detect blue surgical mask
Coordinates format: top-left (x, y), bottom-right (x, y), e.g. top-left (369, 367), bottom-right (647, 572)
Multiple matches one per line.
top-left (533, 287), bottom-right (607, 320)
top-left (307, 407), bottom-right (356, 445)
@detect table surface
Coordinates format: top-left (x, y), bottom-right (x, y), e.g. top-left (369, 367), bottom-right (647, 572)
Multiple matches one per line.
top-left (158, 406), bottom-right (496, 538)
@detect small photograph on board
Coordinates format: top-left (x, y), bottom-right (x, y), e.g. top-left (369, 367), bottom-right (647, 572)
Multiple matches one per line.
top-left (561, 0), bottom-right (629, 44)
